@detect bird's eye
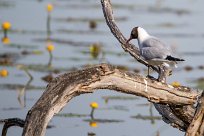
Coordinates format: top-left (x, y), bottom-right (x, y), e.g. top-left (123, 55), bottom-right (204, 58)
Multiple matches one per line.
top-left (131, 33), bottom-right (134, 37)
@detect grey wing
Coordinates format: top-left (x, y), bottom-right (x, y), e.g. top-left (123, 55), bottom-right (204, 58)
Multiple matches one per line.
top-left (141, 38), bottom-right (171, 60)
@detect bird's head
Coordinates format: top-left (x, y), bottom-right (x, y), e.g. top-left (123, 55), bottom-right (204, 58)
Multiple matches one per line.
top-left (126, 27), bottom-right (139, 44)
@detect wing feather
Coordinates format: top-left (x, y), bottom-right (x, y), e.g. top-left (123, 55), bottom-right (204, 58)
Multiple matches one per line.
top-left (140, 37), bottom-right (171, 60)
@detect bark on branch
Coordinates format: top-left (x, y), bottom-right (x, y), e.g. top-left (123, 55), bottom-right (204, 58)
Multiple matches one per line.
top-left (100, 0), bottom-right (198, 132)
top-left (22, 64), bottom-right (198, 136)
top-left (186, 91), bottom-right (204, 136)
top-left (101, 0), bottom-right (158, 72)
top-left (0, 118), bottom-right (24, 136)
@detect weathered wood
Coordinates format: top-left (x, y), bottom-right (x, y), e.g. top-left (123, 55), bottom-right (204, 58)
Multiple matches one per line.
top-left (186, 91), bottom-right (204, 136)
top-left (100, 0), bottom-right (196, 131)
top-left (100, 0), bottom-right (159, 73)
top-left (22, 64), bottom-right (198, 136)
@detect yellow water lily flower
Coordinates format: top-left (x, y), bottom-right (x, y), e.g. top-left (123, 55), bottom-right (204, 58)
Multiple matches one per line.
top-left (1, 37), bottom-right (10, 44)
top-left (90, 102), bottom-right (99, 109)
top-left (89, 121), bottom-right (98, 128)
top-left (46, 44), bottom-right (55, 52)
top-left (2, 22), bottom-right (11, 30)
top-left (171, 81), bottom-right (181, 88)
top-left (89, 43), bottom-right (100, 58)
top-left (47, 4), bottom-right (53, 12)
top-left (0, 69), bottom-right (9, 77)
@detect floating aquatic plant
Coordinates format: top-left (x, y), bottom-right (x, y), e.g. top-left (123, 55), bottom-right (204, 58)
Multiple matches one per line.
top-left (90, 102), bottom-right (99, 119)
top-left (47, 4), bottom-right (53, 12)
top-left (2, 21), bottom-right (11, 38)
top-left (89, 20), bottom-right (97, 29)
top-left (46, 43), bottom-right (55, 67)
top-left (89, 43), bottom-right (101, 59)
top-left (2, 22), bottom-right (11, 30)
top-left (0, 69), bottom-right (8, 77)
top-left (1, 37), bottom-right (10, 44)
top-left (89, 121), bottom-right (98, 128)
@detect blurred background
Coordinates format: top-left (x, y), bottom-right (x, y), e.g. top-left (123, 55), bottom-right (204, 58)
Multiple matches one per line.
top-left (0, 0), bottom-right (203, 136)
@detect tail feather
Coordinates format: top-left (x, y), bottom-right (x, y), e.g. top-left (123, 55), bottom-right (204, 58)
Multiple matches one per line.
top-left (166, 55), bottom-right (185, 61)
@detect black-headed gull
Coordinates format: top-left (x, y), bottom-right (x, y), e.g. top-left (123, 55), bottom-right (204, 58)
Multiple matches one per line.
top-left (126, 26), bottom-right (184, 76)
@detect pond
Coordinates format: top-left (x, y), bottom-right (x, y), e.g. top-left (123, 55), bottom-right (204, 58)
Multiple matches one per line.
top-left (0, 0), bottom-right (204, 136)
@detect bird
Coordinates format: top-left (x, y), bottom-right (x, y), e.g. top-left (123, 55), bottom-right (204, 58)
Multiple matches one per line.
top-left (126, 26), bottom-right (184, 77)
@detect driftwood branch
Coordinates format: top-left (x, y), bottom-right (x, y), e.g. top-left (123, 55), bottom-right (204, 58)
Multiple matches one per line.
top-left (21, 64), bottom-right (198, 136)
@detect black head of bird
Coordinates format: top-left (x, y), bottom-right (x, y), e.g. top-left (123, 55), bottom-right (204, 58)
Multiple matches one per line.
top-left (126, 26), bottom-right (139, 44)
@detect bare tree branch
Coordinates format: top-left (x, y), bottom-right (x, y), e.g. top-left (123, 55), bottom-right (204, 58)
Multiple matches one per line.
top-left (186, 91), bottom-right (204, 136)
top-left (100, 0), bottom-right (159, 73)
top-left (100, 0), bottom-right (197, 131)
top-left (0, 118), bottom-right (24, 136)
top-left (21, 64), bottom-right (198, 136)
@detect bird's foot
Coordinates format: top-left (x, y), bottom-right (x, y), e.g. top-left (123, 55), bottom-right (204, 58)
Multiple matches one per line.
top-left (168, 70), bottom-right (172, 76)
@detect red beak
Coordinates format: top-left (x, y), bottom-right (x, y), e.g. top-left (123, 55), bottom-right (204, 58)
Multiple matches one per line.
top-left (126, 37), bottom-right (132, 44)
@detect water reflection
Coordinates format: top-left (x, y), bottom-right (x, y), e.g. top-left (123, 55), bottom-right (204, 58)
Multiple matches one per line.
top-left (0, 69), bottom-right (8, 77)
top-left (131, 103), bottom-right (161, 124)
top-left (88, 132), bottom-right (96, 136)
top-left (155, 0), bottom-right (162, 9)
top-left (89, 121), bottom-right (98, 128)
top-left (1, 37), bottom-right (10, 45)
top-left (1, 22), bottom-right (11, 45)
top-left (192, 77), bottom-right (204, 90)
top-left (56, 101), bottom-right (124, 127)
top-left (102, 95), bottom-right (139, 104)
